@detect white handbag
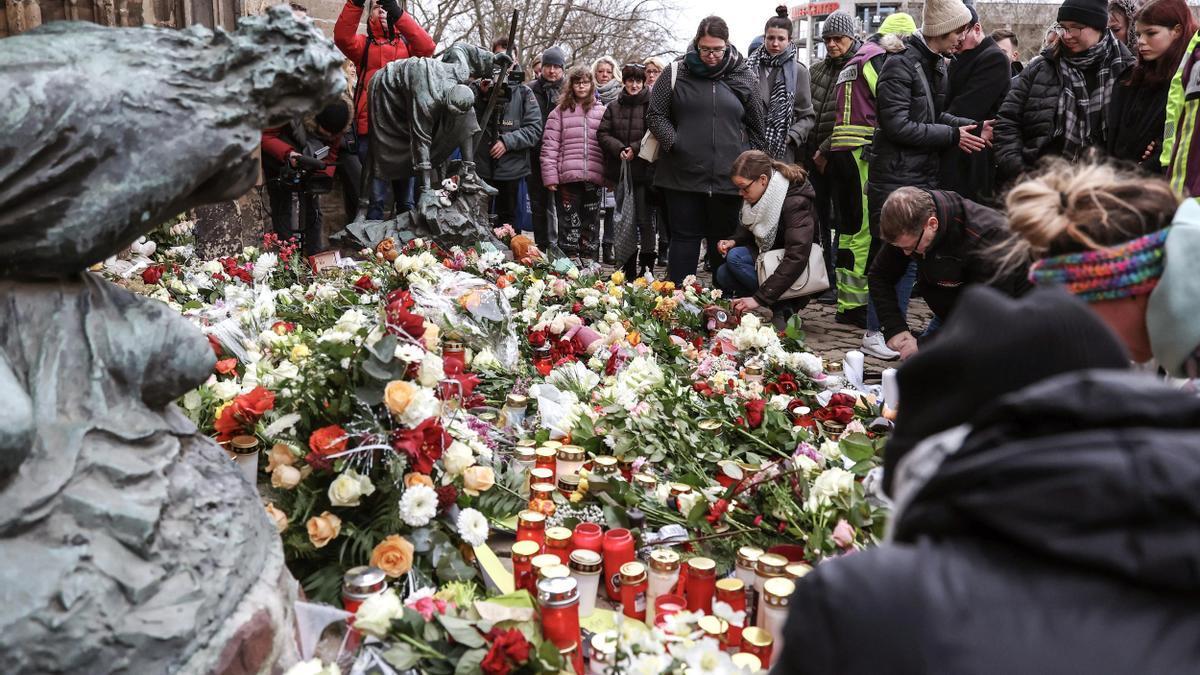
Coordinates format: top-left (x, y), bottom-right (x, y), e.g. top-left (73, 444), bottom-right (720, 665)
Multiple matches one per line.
top-left (755, 243), bottom-right (830, 301)
top-left (637, 61), bottom-right (679, 163)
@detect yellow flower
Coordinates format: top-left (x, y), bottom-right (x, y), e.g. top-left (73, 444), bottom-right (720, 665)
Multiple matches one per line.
top-left (569, 491), bottom-right (584, 503)
top-left (610, 271), bottom-right (625, 285)
top-left (291, 344), bottom-right (311, 361)
top-left (627, 331), bottom-right (641, 346)
top-left (214, 401), bottom-right (232, 421)
top-left (633, 277), bottom-right (648, 288)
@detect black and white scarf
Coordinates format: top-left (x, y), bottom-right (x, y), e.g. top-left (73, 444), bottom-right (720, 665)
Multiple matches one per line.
top-left (747, 44), bottom-right (797, 159)
top-left (1055, 32), bottom-right (1133, 161)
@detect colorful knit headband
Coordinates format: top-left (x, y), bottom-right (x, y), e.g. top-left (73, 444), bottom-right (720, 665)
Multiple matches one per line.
top-left (1028, 227), bottom-right (1171, 302)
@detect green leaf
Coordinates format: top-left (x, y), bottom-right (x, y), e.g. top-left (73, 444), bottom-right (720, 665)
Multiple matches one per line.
top-left (686, 499), bottom-right (709, 527)
top-left (409, 527), bottom-right (435, 553)
top-left (454, 648), bottom-right (488, 675)
top-left (382, 644), bottom-right (422, 670)
top-left (437, 615), bottom-right (486, 648)
top-left (362, 357), bottom-right (393, 381)
top-left (840, 433), bottom-right (876, 463)
top-left (368, 333), bottom-right (398, 361)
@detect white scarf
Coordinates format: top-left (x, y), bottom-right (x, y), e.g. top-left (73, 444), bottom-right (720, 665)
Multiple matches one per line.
top-left (740, 170), bottom-right (790, 252)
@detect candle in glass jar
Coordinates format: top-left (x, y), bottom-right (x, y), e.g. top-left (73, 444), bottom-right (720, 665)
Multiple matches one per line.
top-left (735, 546), bottom-right (764, 624)
top-left (341, 565), bottom-right (387, 615)
top-left (601, 529), bottom-right (634, 601)
top-left (529, 482), bottom-right (557, 516)
top-left (646, 548), bottom-right (681, 626)
top-left (754, 554), bottom-right (788, 625)
top-left (762, 577), bottom-right (795, 666)
top-left (534, 446), bottom-right (557, 475)
top-left (556, 473), bottom-right (580, 498)
top-left (617, 455), bottom-right (638, 481)
top-left (537, 577), bottom-right (584, 675)
top-left (743, 362), bottom-right (764, 383)
top-left (539, 564), bottom-right (571, 582)
top-left (741, 627), bottom-right (773, 665)
top-left (785, 563), bottom-right (812, 581)
top-left (501, 394), bottom-right (528, 431)
top-left (442, 339), bottom-right (466, 371)
top-left (533, 344), bottom-right (554, 376)
top-left (229, 435), bottom-right (260, 486)
top-left (556, 445), bottom-right (586, 483)
top-left (716, 577), bottom-right (747, 651)
top-left (619, 562), bottom-right (649, 622)
top-left (572, 522), bottom-right (603, 554)
top-left (516, 510), bottom-right (546, 551)
top-left (531, 554), bottom-right (562, 584)
top-left (529, 466), bottom-right (554, 486)
top-left (568, 549), bottom-right (602, 618)
top-left (514, 445), bottom-right (536, 496)
top-left (698, 615), bottom-right (730, 652)
top-left (731, 653), bottom-right (762, 673)
top-left (545, 526), bottom-right (573, 564)
top-left (684, 557), bottom-right (717, 614)
top-left (588, 631), bottom-right (617, 675)
top-left (511, 540), bottom-right (541, 594)
top-left (653, 593), bottom-right (686, 627)
top-left (632, 473), bottom-right (658, 492)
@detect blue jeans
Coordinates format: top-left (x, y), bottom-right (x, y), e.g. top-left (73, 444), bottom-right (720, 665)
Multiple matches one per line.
top-left (356, 135), bottom-right (415, 220)
top-left (867, 261), bottom-right (917, 333)
top-left (715, 246), bottom-right (759, 298)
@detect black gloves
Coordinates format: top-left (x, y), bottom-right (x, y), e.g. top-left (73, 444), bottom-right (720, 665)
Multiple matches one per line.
top-left (493, 52), bottom-right (514, 70)
top-left (379, 0), bottom-right (403, 39)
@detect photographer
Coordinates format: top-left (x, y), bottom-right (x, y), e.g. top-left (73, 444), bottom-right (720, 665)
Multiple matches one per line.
top-left (474, 64), bottom-right (543, 228)
top-left (261, 103), bottom-right (350, 255)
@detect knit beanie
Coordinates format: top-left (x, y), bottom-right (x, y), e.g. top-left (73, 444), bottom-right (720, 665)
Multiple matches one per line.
top-left (879, 12), bottom-right (917, 36)
top-left (1148, 199), bottom-right (1200, 377)
top-left (922, 0), bottom-right (972, 36)
top-left (821, 11), bottom-right (858, 39)
top-left (883, 286), bottom-right (1129, 495)
top-left (1058, 0), bottom-right (1109, 30)
top-left (314, 102), bottom-right (350, 134)
top-left (541, 46), bottom-right (566, 68)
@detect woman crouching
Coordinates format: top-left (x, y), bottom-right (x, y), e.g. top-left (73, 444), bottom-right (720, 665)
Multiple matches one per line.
top-left (717, 150), bottom-right (819, 326)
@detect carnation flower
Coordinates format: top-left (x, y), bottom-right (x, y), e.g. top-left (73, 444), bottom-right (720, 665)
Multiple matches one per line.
top-left (398, 484), bottom-right (438, 527)
top-left (405, 586), bottom-right (450, 621)
top-left (456, 507), bottom-right (489, 547)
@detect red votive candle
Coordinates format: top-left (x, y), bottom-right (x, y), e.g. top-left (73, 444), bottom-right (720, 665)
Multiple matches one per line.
top-left (602, 529), bottom-right (635, 601)
top-left (685, 557), bottom-right (717, 614)
top-left (572, 522), bottom-right (603, 554)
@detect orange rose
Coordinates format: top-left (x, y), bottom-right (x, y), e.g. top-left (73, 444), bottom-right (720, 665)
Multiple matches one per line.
top-left (462, 466), bottom-right (495, 496)
top-left (404, 472), bottom-right (434, 489)
top-left (308, 425), bottom-right (348, 457)
top-left (370, 534), bottom-right (415, 578)
top-left (306, 511), bottom-right (342, 548)
top-left (265, 443), bottom-right (297, 473)
top-left (264, 502), bottom-right (288, 533)
top-left (510, 234), bottom-right (536, 261)
top-left (384, 380), bottom-right (417, 416)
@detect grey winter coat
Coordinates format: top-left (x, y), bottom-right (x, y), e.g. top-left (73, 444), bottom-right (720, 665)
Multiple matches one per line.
top-left (646, 48), bottom-right (766, 196)
top-left (474, 83), bottom-right (544, 182)
top-left (868, 34), bottom-right (975, 197)
top-left (807, 42), bottom-right (859, 157)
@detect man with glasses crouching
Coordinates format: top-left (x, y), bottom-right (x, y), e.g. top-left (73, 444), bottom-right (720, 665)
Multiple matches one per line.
top-left (868, 187), bottom-right (1030, 360)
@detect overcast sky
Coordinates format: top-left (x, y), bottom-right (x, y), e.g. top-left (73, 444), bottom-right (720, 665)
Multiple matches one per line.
top-left (672, 0), bottom-right (795, 55)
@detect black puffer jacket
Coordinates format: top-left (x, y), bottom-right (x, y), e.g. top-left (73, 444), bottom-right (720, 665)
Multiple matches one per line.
top-left (772, 370), bottom-right (1200, 675)
top-left (597, 88), bottom-right (651, 185)
top-left (646, 48), bottom-right (765, 196)
top-left (868, 35), bottom-right (975, 197)
top-left (807, 43), bottom-right (860, 157)
top-left (528, 76), bottom-right (563, 168)
top-left (994, 44), bottom-right (1133, 181)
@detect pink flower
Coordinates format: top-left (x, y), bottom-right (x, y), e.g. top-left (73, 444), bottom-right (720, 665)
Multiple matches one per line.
top-left (405, 588), bottom-right (449, 620)
top-left (832, 519), bottom-right (856, 549)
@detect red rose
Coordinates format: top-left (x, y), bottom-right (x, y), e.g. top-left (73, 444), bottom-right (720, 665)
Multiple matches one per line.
top-left (385, 298), bottom-right (426, 339)
top-left (214, 386), bottom-right (276, 442)
top-left (354, 275), bottom-right (374, 292)
top-left (141, 265), bottom-right (165, 285)
top-left (305, 424), bottom-right (348, 470)
top-left (214, 358), bottom-right (238, 375)
top-left (527, 330), bottom-right (548, 348)
top-left (744, 399), bottom-right (766, 429)
top-left (392, 418), bottom-right (449, 474)
top-left (481, 629), bottom-right (532, 675)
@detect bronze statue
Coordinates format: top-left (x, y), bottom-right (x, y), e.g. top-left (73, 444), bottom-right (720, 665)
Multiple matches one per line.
top-left (0, 8), bottom-right (344, 672)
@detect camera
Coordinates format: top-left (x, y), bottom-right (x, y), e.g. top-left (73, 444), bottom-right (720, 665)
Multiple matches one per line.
top-left (275, 145), bottom-right (333, 195)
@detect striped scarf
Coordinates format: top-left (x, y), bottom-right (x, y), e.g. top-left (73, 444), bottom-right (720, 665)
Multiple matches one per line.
top-left (747, 45), bottom-right (797, 159)
top-left (1029, 227), bottom-right (1170, 301)
top-left (1055, 32), bottom-right (1132, 160)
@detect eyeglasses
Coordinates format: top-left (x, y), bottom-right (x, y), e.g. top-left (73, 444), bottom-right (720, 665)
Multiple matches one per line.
top-left (899, 226), bottom-right (927, 256)
top-left (698, 46), bottom-right (727, 56)
top-left (1056, 23), bottom-right (1087, 36)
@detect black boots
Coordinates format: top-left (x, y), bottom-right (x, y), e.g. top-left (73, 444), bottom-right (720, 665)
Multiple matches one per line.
top-left (602, 243), bottom-right (615, 265)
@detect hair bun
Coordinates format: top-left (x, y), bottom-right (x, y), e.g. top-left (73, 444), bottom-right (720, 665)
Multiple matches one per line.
top-left (775, 4), bottom-right (788, 17)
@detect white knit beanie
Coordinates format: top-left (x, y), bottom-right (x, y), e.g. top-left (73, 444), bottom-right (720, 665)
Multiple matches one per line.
top-left (922, 0), bottom-right (972, 36)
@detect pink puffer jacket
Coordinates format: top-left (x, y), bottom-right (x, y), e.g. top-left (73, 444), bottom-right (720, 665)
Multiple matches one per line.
top-left (540, 102), bottom-right (607, 187)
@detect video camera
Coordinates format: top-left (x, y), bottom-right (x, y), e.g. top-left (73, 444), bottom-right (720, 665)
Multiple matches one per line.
top-left (276, 145), bottom-right (333, 195)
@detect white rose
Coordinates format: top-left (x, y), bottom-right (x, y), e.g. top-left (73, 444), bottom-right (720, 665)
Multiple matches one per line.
top-left (211, 379), bottom-right (240, 400)
top-left (353, 589), bottom-right (403, 639)
top-left (418, 353), bottom-right (445, 387)
top-left (442, 441), bottom-right (474, 476)
top-left (819, 440), bottom-right (843, 462)
top-left (808, 467), bottom-right (855, 509)
top-left (769, 394), bottom-right (792, 411)
top-left (327, 469), bottom-right (376, 507)
top-left (399, 386), bottom-right (440, 427)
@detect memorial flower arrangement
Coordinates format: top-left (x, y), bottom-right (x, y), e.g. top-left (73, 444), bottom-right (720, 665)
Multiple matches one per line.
top-left (101, 223), bottom-right (891, 607)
